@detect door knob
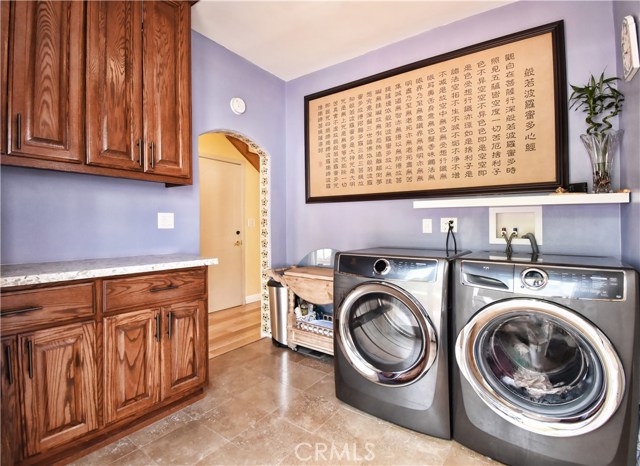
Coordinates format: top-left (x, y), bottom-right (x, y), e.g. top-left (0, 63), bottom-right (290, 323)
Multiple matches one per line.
top-left (234, 240), bottom-right (242, 246)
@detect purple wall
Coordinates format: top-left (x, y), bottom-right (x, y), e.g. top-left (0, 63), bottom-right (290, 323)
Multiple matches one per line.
top-left (285, 1), bottom-right (637, 265)
top-left (1, 32), bottom-right (287, 266)
top-left (190, 32), bottom-right (287, 267)
top-left (1, 165), bottom-right (199, 264)
top-left (614, 2), bottom-right (640, 271)
top-left (2, 2), bottom-right (637, 272)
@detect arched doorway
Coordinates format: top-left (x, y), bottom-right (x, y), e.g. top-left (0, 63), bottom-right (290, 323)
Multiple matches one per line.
top-left (199, 130), bottom-right (272, 344)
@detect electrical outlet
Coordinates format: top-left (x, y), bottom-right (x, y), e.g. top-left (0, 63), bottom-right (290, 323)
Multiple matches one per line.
top-left (440, 217), bottom-right (458, 233)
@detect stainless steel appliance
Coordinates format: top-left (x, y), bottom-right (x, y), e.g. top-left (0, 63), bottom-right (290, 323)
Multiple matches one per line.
top-left (334, 247), bottom-right (468, 439)
top-left (452, 252), bottom-right (639, 465)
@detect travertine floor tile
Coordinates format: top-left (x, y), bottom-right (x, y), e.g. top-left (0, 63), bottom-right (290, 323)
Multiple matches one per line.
top-left (127, 409), bottom-right (194, 448)
top-left (73, 338), bottom-right (507, 466)
top-left (306, 373), bottom-right (338, 404)
top-left (267, 358), bottom-right (328, 390)
top-left (233, 374), bottom-right (301, 414)
top-left (443, 441), bottom-right (502, 466)
top-left (141, 419), bottom-right (228, 465)
top-left (274, 389), bottom-right (340, 433)
top-left (230, 416), bottom-right (312, 465)
top-left (108, 448), bottom-right (159, 466)
top-left (192, 392), bottom-right (271, 440)
top-left (70, 437), bottom-right (138, 465)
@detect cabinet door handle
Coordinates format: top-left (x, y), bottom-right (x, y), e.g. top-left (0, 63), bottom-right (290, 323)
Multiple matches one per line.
top-left (137, 138), bottom-right (143, 166)
top-left (2, 305), bottom-right (43, 316)
top-left (149, 142), bottom-right (155, 169)
top-left (5, 345), bottom-right (13, 385)
top-left (155, 314), bottom-right (161, 342)
top-left (149, 284), bottom-right (178, 293)
top-left (26, 340), bottom-right (33, 379)
top-left (16, 113), bottom-right (22, 149)
top-left (167, 311), bottom-right (173, 339)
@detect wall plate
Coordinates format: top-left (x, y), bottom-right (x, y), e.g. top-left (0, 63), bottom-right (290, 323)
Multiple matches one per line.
top-left (489, 206), bottom-right (542, 245)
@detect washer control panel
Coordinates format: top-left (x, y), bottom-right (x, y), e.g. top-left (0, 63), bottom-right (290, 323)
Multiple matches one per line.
top-left (521, 268), bottom-right (548, 290)
top-left (338, 255), bottom-right (438, 282)
top-left (461, 260), bottom-right (626, 300)
top-left (519, 266), bottom-right (626, 300)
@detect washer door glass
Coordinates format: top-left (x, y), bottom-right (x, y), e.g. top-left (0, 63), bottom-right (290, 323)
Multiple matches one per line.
top-left (337, 282), bottom-right (437, 386)
top-left (455, 298), bottom-right (625, 437)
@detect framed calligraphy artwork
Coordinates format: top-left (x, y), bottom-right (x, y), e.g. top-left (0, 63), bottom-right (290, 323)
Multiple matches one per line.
top-left (304, 21), bottom-right (568, 203)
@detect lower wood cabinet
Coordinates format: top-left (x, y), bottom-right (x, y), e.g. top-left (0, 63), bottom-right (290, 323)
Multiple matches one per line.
top-left (19, 322), bottom-right (98, 457)
top-left (104, 300), bottom-right (206, 424)
top-left (104, 308), bottom-right (161, 424)
top-left (1, 336), bottom-right (20, 466)
top-left (161, 300), bottom-right (207, 399)
top-left (0, 266), bottom-right (208, 465)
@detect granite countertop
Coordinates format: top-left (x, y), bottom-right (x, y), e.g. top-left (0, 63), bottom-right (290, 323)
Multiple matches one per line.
top-left (1, 254), bottom-right (219, 288)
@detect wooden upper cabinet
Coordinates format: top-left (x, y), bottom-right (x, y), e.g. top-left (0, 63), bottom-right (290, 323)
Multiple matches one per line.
top-left (1, 1), bottom-right (9, 156)
top-left (2, 0), bottom-right (193, 184)
top-left (7, 1), bottom-right (84, 163)
top-left (86, 0), bottom-right (144, 171)
top-left (142, 0), bottom-right (192, 180)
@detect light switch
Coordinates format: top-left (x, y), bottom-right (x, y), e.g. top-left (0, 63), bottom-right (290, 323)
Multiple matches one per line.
top-left (422, 219), bottom-right (433, 234)
top-left (157, 212), bottom-right (174, 229)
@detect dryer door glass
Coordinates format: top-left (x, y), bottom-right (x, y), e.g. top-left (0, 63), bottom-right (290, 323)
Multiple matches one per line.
top-left (455, 298), bottom-right (625, 436)
top-left (337, 282), bottom-right (437, 386)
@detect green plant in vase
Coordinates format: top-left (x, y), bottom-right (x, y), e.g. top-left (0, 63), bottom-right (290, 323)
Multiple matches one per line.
top-left (569, 72), bottom-right (625, 193)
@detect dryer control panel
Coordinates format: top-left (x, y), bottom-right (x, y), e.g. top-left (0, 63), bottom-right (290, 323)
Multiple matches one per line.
top-left (461, 260), bottom-right (626, 300)
top-left (338, 254), bottom-right (438, 282)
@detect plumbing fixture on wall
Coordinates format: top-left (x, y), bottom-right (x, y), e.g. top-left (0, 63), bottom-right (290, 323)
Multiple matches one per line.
top-left (489, 206), bottom-right (543, 246)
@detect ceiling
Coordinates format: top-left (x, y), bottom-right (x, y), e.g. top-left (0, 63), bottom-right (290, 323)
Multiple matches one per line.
top-left (191, 1), bottom-right (515, 81)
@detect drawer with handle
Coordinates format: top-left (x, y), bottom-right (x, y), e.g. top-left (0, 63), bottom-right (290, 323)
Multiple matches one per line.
top-left (103, 268), bottom-right (205, 312)
top-left (1, 283), bottom-right (95, 334)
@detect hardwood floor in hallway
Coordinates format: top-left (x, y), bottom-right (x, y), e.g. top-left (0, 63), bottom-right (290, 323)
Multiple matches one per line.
top-left (208, 301), bottom-right (262, 358)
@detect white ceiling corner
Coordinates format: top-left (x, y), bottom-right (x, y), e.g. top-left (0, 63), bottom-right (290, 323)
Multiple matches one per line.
top-left (191, 1), bottom-right (515, 81)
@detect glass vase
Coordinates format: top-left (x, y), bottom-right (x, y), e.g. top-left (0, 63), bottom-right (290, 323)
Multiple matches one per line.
top-left (579, 130), bottom-right (623, 194)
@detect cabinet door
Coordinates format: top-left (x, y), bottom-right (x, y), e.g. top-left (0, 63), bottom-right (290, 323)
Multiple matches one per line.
top-left (86, 0), bottom-right (144, 171)
top-left (142, 1), bottom-right (191, 180)
top-left (1, 337), bottom-right (20, 466)
top-left (1, 0), bottom-right (9, 155)
top-left (7, 0), bottom-right (84, 163)
top-left (104, 308), bottom-right (161, 424)
top-left (162, 300), bottom-right (206, 400)
top-left (19, 322), bottom-right (98, 458)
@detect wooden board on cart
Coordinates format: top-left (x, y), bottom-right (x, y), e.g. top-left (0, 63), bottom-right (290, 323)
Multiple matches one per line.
top-left (281, 266), bottom-right (333, 305)
top-left (269, 266), bottom-right (334, 355)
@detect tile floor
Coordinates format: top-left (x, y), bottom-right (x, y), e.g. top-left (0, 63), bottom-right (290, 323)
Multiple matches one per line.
top-left (72, 338), bottom-right (503, 465)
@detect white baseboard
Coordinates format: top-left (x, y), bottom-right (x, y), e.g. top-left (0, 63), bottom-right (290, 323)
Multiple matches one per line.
top-left (245, 294), bottom-right (261, 304)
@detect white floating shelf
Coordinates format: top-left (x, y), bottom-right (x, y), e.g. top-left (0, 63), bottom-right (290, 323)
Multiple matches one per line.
top-left (412, 192), bottom-right (631, 209)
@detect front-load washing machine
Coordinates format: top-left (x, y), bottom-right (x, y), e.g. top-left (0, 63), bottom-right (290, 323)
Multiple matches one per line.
top-left (334, 247), bottom-right (468, 439)
top-left (451, 252), bottom-right (639, 466)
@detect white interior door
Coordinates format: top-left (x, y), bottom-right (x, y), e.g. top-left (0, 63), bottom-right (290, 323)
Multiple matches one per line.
top-left (200, 157), bottom-right (244, 312)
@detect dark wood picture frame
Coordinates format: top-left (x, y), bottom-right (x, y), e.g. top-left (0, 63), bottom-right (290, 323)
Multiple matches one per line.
top-left (304, 21), bottom-right (567, 203)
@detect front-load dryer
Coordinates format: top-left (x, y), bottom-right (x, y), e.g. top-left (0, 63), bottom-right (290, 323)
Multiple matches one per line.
top-left (334, 247), bottom-right (468, 439)
top-left (451, 252), bottom-right (639, 466)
